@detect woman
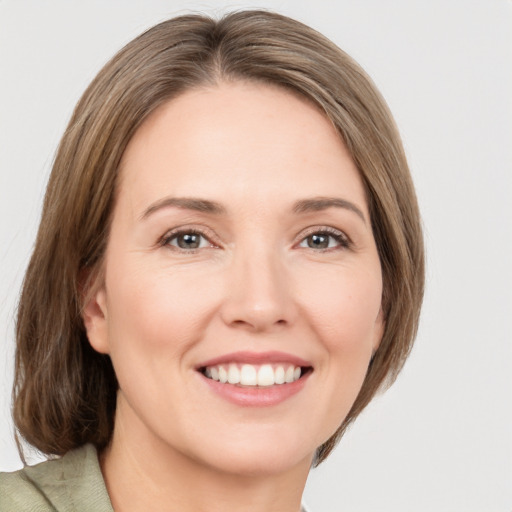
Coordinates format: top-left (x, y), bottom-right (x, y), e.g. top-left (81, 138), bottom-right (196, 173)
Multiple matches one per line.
top-left (0, 10), bottom-right (423, 511)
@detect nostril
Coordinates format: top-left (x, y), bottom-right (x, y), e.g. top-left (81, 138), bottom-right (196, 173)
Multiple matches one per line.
top-left (229, 317), bottom-right (288, 331)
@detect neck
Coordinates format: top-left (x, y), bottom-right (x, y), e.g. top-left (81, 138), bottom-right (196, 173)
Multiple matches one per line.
top-left (100, 402), bottom-right (311, 512)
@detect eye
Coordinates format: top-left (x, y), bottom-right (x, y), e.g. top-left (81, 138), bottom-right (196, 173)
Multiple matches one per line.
top-left (298, 229), bottom-right (350, 250)
top-left (163, 230), bottom-right (212, 251)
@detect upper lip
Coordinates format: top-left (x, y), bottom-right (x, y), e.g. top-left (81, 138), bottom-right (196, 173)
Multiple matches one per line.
top-left (196, 351), bottom-right (312, 369)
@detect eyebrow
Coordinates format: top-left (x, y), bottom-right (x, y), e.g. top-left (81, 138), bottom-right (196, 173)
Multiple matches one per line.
top-left (140, 197), bottom-right (226, 220)
top-left (140, 195), bottom-right (366, 223)
top-left (292, 197), bottom-right (366, 223)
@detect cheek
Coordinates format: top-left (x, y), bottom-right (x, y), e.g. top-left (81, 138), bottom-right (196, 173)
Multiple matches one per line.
top-left (101, 261), bottom-right (224, 422)
top-left (299, 263), bottom-right (382, 351)
top-left (104, 259), bottom-right (223, 357)
top-left (286, 264), bottom-right (383, 446)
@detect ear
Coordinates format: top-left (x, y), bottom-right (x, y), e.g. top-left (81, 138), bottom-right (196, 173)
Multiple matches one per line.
top-left (82, 275), bottom-right (110, 355)
top-left (372, 307), bottom-right (386, 354)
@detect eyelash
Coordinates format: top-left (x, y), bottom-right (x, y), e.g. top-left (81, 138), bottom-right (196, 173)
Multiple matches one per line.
top-left (159, 226), bottom-right (218, 253)
top-left (296, 226), bottom-right (351, 251)
top-left (159, 226), bottom-right (351, 253)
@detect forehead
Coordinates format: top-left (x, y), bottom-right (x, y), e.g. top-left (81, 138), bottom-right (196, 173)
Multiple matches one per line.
top-left (117, 81), bottom-right (367, 215)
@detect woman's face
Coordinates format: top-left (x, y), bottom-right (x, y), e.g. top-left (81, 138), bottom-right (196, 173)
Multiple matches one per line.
top-left (85, 82), bottom-right (384, 476)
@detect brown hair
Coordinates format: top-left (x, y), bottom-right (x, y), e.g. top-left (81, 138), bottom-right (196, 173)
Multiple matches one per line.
top-left (13, 10), bottom-right (424, 465)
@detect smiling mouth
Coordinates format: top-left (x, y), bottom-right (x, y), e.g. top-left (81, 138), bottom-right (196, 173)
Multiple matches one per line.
top-left (199, 363), bottom-right (313, 387)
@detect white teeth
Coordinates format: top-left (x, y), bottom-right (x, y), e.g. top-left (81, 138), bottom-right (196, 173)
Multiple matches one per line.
top-left (203, 363), bottom-right (305, 387)
top-left (228, 364), bottom-right (240, 384)
top-left (240, 364), bottom-right (257, 386)
top-left (257, 364), bottom-right (275, 386)
top-left (285, 365), bottom-right (295, 383)
top-left (275, 365), bottom-right (285, 384)
top-left (218, 366), bottom-right (228, 383)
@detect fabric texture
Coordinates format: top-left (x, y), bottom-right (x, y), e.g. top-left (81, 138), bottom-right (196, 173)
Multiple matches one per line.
top-left (0, 444), bottom-right (311, 511)
top-left (0, 444), bottom-right (113, 512)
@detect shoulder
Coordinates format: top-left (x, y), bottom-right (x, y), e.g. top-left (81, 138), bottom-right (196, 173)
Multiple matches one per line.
top-left (0, 467), bottom-right (56, 511)
top-left (0, 444), bottom-right (113, 511)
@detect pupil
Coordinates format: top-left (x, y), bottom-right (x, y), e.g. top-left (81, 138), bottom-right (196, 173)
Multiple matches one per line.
top-left (309, 234), bottom-right (328, 248)
top-left (178, 233), bottom-right (199, 249)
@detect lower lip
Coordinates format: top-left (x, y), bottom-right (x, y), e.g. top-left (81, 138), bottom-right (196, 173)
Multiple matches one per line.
top-left (200, 372), bottom-right (311, 407)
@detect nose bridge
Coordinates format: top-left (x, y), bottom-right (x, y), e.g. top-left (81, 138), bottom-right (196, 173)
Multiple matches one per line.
top-left (222, 239), bottom-right (295, 331)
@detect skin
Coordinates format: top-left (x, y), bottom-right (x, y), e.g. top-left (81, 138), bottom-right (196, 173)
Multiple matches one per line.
top-left (83, 81), bottom-right (384, 512)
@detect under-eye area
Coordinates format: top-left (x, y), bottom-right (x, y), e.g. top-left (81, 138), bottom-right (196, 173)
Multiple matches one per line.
top-left (198, 363), bottom-right (314, 387)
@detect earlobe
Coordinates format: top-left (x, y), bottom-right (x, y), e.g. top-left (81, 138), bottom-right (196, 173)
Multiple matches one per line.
top-left (82, 286), bottom-right (110, 355)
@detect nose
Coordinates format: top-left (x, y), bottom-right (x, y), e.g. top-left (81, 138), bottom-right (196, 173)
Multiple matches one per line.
top-left (220, 246), bottom-right (297, 333)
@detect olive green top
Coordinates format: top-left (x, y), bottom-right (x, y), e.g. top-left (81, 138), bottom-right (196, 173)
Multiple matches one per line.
top-left (0, 444), bottom-right (113, 511)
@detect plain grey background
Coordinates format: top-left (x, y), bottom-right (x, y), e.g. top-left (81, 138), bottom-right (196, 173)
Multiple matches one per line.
top-left (1, 1), bottom-right (511, 511)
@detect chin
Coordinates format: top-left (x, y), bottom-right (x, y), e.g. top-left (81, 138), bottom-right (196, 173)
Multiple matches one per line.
top-left (208, 448), bottom-right (313, 477)
top-left (186, 427), bottom-right (319, 477)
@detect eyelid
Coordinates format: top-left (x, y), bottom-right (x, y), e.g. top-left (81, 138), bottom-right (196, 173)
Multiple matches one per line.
top-left (295, 225), bottom-right (352, 249)
top-left (158, 224), bottom-right (221, 250)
